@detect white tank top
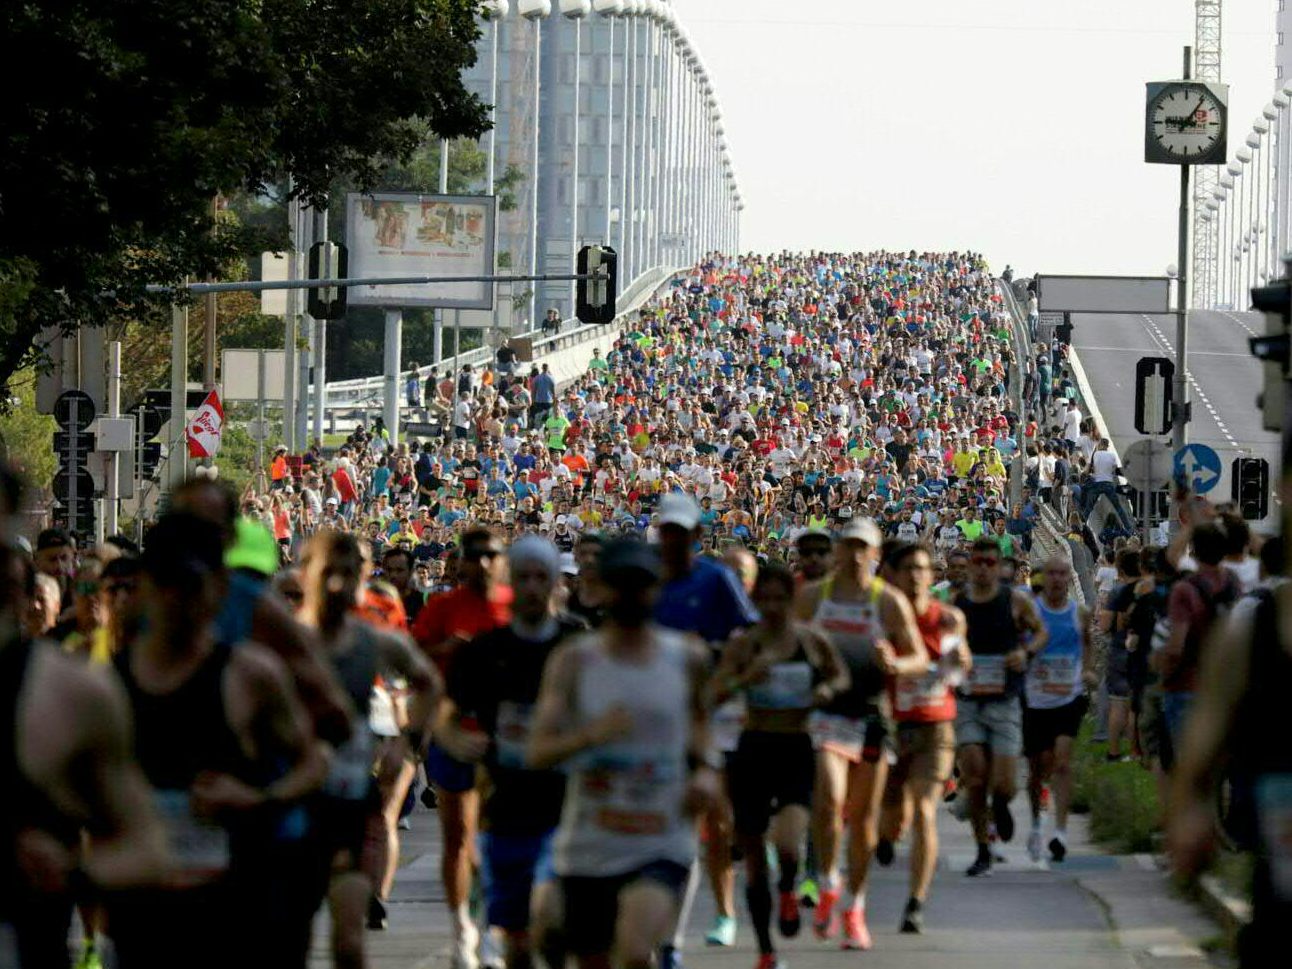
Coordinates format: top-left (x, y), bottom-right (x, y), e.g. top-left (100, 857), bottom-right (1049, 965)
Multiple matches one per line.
top-left (553, 628), bottom-right (697, 877)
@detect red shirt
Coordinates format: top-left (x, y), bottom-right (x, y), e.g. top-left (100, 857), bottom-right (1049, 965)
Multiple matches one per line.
top-left (891, 600), bottom-right (957, 724)
top-left (412, 584), bottom-right (513, 674)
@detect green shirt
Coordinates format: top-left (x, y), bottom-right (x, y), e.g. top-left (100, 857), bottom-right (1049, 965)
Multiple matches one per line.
top-left (956, 518), bottom-right (984, 541)
top-left (544, 415), bottom-right (570, 451)
top-left (588, 356), bottom-right (608, 371)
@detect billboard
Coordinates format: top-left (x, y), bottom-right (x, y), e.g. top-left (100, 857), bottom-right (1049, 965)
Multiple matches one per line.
top-left (345, 193), bottom-right (496, 309)
top-left (1036, 275), bottom-right (1171, 314)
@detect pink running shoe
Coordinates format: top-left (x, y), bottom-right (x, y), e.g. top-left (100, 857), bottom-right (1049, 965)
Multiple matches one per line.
top-left (813, 888), bottom-right (840, 940)
top-left (841, 908), bottom-right (872, 951)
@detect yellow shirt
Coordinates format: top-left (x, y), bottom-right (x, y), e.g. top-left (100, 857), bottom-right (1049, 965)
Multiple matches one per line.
top-left (63, 628), bottom-right (113, 666)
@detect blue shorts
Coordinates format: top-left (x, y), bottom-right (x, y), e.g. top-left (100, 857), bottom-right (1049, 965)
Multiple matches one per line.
top-left (478, 831), bottom-right (557, 931)
top-left (425, 743), bottom-right (477, 793)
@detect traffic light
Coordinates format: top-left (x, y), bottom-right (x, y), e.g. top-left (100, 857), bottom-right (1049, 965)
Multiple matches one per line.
top-left (1250, 274), bottom-right (1292, 431)
top-left (1134, 356), bottom-right (1174, 435)
top-left (307, 241), bottom-right (348, 320)
top-left (1231, 457), bottom-right (1270, 521)
top-left (576, 245), bottom-right (618, 324)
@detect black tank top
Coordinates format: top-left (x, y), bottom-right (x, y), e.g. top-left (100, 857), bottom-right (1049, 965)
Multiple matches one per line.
top-left (955, 588), bottom-right (1022, 698)
top-left (116, 641), bottom-right (247, 791)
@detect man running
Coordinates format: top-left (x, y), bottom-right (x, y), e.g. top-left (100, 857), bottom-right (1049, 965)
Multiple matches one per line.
top-left (413, 528), bottom-right (513, 968)
top-left (109, 514), bottom-right (327, 969)
top-left (1024, 556), bottom-right (1096, 863)
top-left (437, 536), bottom-right (586, 969)
top-left (954, 537), bottom-right (1047, 877)
top-left (795, 517), bottom-right (926, 949)
top-left (710, 563), bottom-right (848, 969)
top-left (298, 531), bottom-right (440, 969)
top-left (878, 542), bottom-right (969, 933)
top-left (527, 538), bottom-right (722, 969)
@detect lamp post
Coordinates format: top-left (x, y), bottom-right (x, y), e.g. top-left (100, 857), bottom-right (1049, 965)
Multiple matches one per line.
top-left (519, 0), bottom-right (552, 331)
top-left (1237, 147), bottom-right (1254, 297)
top-left (1213, 187), bottom-right (1228, 307)
top-left (561, 1), bottom-right (590, 315)
top-left (621, 1), bottom-right (637, 282)
top-left (1226, 164), bottom-right (1242, 307)
top-left (1248, 129), bottom-right (1266, 293)
top-left (593, 1), bottom-right (622, 247)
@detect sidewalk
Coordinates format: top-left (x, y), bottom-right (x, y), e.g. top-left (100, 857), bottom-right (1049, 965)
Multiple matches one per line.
top-left (312, 794), bottom-right (1229, 969)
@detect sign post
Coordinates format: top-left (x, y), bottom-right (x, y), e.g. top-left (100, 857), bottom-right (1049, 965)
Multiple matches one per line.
top-left (52, 390), bottom-right (96, 537)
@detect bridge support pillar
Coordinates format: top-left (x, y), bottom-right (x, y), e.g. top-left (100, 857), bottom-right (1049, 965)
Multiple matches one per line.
top-left (384, 308), bottom-right (403, 447)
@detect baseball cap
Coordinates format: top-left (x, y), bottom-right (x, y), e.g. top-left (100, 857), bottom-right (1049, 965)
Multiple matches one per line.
top-left (598, 538), bottom-right (661, 582)
top-left (838, 517), bottom-right (883, 546)
top-left (657, 493), bottom-right (701, 530)
top-left (559, 552), bottom-right (579, 576)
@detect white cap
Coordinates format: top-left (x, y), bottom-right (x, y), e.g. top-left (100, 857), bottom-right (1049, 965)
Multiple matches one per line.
top-left (838, 517), bottom-right (882, 546)
top-left (658, 493), bottom-right (701, 530)
top-left (556, 514), bottom-right (568, 525)
top-left (559, 552), bottom-right (579, 576)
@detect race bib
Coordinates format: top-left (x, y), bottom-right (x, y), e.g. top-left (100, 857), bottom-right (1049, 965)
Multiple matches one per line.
top-left (1032, 655), bottom-right (1079, 695)
top-left (154, 789), bottom-right (230, 879)
top-left (584, 747), bottom-right (680, 836)
top-left (495, 700), bottom-right (534, 769)
top-left (1257, 774), bottom-right (1292, 902)
top-left (895, 668), bottom-right (950, 715)
top-left (966, 655), bottom-right (1007, 696)
top-left (747, 662), bottom-right (814, 710)
top-left (711, 698), bottom-right (747, 753)
top-left (809, 712), bottom-right (865, 752)
top-left (325, 727), bottom-right (375, 800)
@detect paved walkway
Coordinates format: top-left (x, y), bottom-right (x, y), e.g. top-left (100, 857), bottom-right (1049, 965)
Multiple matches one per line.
top-left (309, 787), bottom-right (1229, 969)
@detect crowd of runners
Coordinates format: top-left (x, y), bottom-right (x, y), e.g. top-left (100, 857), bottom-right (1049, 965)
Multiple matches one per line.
top-left (3, 251), bottom-right (1286, 969)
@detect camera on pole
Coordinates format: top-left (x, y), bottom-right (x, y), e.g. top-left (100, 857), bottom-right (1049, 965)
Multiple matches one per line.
top-left (576, 245), bottom-right (618, 325)
top-left (307, 241), bottom-right (348, 320)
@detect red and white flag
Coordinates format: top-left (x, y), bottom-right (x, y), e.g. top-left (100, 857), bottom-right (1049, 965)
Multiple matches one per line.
top-left (186, 389), bottom-right (224, 458)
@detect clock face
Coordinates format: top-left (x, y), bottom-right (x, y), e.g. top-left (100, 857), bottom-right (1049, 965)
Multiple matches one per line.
top-left (1150, 85), bottom-right (1224, 160)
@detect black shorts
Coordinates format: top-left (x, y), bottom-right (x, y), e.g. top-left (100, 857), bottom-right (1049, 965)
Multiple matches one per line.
top-left (309, 791), bottom-right (377, 870)
top-left (1105, 646), bottom-right (1131, 700)
top-left (561, 860), bottom-right (690, 955)
top-left (727, 731), bottom-right (815, 835)
top-left (1023, 696), bottom-right (1089, 758)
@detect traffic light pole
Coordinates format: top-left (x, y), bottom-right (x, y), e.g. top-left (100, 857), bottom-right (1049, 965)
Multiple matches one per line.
top-left (1173, 160), bottom-right (1192, 455)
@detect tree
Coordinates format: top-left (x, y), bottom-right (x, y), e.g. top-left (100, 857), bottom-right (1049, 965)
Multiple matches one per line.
top-left (0, 371), bottom-right (57, 494)
top-left (0, 0), bottom-right (490, 396)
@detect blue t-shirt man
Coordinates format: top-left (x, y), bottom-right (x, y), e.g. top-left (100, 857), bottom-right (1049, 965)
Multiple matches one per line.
top-left (654, 555), bottom-right (759, 645)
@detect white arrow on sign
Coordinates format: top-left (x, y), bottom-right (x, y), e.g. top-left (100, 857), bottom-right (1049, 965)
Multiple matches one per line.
top-left (1179, 450), bottom-right (1218, 486)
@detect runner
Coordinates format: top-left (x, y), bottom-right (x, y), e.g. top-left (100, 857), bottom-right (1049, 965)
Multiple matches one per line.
top-left (954, 537), bottom-right (1047, 877)
top-left (1024, 556), bottom-right (1097, 864)
top-left (412, 528), bottom-right (513, 969)
top-left (795, 517), bottom-right (926, 948)
top-left (527, 538), bottom-right (721, 969)
top-left (877, 542), bottom-right (969, 933)
top-left (793, 530), bottom-right (833, 587)
top-left (297, 531), bottom-right (440, 969)
top-left (108, 513), bottom-right (326, 969)
top-left (710, 562), bottom-right (848, 969)
top-left (436, 536), bottom-right (586, 969)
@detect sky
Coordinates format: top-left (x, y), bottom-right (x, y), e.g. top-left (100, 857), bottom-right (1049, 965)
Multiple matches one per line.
top-left (671, 0), bottom-right (1280, 276)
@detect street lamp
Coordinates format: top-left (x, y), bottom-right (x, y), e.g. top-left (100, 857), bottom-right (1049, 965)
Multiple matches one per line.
top-left (561, 0), bottom-right (590, 316)
top-left (481, 0), bottom-right (509, 340)
top-left (594, 0), bottom-right (623, 248)
top-left (519, 0), bottom-right (551, 330)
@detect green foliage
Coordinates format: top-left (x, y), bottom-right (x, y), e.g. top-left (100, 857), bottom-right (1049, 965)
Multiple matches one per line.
top-left (0, 0), bottom-right (490, 393)
top-left (1071, 719), bottom-right (1162, 853)
top-left (0, 370), bottom-right (57, 493)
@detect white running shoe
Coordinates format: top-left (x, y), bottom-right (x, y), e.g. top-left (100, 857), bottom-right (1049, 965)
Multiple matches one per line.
top-left (1027, 827), bottom-right (1043, 863)
top-left (452, 922), bottom-right (481, 969)
top-left (479, 928), bottom-right (505, 969)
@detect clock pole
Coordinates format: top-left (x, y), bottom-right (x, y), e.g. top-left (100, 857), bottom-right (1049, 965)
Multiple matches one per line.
top-left (1173, 45), bottom-right (1192, 454)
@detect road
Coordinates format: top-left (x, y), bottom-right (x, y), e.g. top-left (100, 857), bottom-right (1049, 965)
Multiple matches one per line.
top-left (327, 793), bottom-right (1223, 969)
top-left (1068, 309), bottom-right (1278, 520)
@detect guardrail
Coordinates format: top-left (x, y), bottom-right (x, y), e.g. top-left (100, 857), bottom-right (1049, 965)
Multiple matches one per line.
top-left (316, 265), bottom-right (684, 413)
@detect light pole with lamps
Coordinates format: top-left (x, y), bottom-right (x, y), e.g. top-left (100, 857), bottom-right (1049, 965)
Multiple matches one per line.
top-left (1237, 147), bottom-right (1253, 296)
top-left (1226, 164), bottom-right (1242, 307)
top-left (519, 0), bottom-right (552, 331)
top-left (561, 0), bottom-right (591, 315)
top-left (1248, 128), bottom-right (1267, 293)
top-left (593, 1), bottom-right (622, 247)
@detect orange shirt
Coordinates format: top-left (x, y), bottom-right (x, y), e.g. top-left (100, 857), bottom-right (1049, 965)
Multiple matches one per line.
top-left (411, 584), bottom-right (513, 674)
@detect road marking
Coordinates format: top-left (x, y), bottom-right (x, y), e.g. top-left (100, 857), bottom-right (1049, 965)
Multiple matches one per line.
top-left (1076, 345), bottom-right (1249, 358)
top-left (1220, 311), bottom-right (1258, 337)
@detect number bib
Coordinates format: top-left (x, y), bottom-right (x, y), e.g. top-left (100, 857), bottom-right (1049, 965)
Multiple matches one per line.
top-left (965, 655), bottom-right (1007, 697)
top-left (711, 698), bottom-right (746, 753)
top-left (154, 790), bottom-right (230, 881)
top-left (747, 662), bottom-right (814, 711)
top-left (325, 727), bottom-right (375, 800)
top-left (895, 669), bottom-right (950, 715)
top-left (495, 700), bottom-right (534, 769)
top-left (1257, 775), bottom-right (1292, 902)
top-left (809, 712), bottom-right (866, 753)
top-left (584, 747), bottom-right (681, 836)
top-left (1032, 655), bottom-right (1079, 696)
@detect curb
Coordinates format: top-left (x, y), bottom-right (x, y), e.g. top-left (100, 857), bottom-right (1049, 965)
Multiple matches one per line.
top-left (1197, 873), bottom-right (1251, 941)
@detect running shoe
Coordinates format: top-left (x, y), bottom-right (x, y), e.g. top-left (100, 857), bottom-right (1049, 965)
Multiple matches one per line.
top-left (874, 837), bottom-right (894, 867)
top-left (74, 942), bottom-right (103, 969)
top-left (966, 851), bottom-right (993, 878)
top-left (705, 915), bottom-right (737, 947)
top-left (398, 816), bottom-right (412, 831)
top-left (1026, 827), bottom-right (1043, 863)
top-left (840, 908), bottom-right (872, 951)
top-left (452, 922), bottom-right (480, 969)
top-left (942, 776), bottom-right (958, 802)
top-left (755, 954), bottom-right (785, 969)
top-left (813, 888), bottom-right (840, 939)
top-left (367, 896), bottom-right (389, 931)
top-left (480, 929), bottom-right (505, 969)
top-left (660, 944), bottom-right (683, 969)
top-left (900, 899), bottom-right (924, 935)
top-left (992, 796), bottom-right (1015, 842)
top-left (1049, 833), bottom-right (1068, 863)
top-left (778, 891), bottom-right (801, 938)
top-left (797, 877), bottom-right (819, 910)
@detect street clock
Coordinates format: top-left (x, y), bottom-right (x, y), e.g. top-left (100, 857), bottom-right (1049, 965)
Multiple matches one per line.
top-left (1145, 81), bottom-right (1228, 165)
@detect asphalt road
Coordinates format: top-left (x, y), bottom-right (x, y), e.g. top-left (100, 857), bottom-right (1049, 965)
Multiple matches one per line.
top-left (1068, 309), bottom-right (1278, 520)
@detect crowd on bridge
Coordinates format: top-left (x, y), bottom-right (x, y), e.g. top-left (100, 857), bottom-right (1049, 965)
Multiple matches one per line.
top-left (3, 250), bottom-right (1286, 969)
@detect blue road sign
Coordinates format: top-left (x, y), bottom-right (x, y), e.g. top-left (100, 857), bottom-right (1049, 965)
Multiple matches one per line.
top-left (1174, 443), bottom-right (1222, 495)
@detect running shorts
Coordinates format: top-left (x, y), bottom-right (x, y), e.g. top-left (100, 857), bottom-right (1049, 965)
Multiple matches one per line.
top-left (891, 721), bottom-right (957, 786)
top-left (726, 731), bottom-right (815, 835)
top-left (1105, 645), bottom-right (1131, 700)
top-left (954, 696), bottom-right (1023, 757)
top-left (808, 710), bottom-right (893, 764)
top-left (1023, 696), bottom-right (1089, 758)
top-left (426, 742), bottom-right (478, 793)
top-left (479, 830), bottom-right (557, 931)
top-left (561, 860), bottom-right (691, 955)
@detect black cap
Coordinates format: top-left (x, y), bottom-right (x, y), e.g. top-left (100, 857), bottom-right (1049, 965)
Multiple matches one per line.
top-left (35, 528), bottom-right (71, 552)
top-left (598, 538), bottom-right (661, 582)
top-left (142, 513), bottom-right (225, 586)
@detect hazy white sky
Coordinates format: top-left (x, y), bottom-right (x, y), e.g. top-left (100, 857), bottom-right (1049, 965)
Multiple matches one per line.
top-left (672, 0), bottom-right (1279, 276)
